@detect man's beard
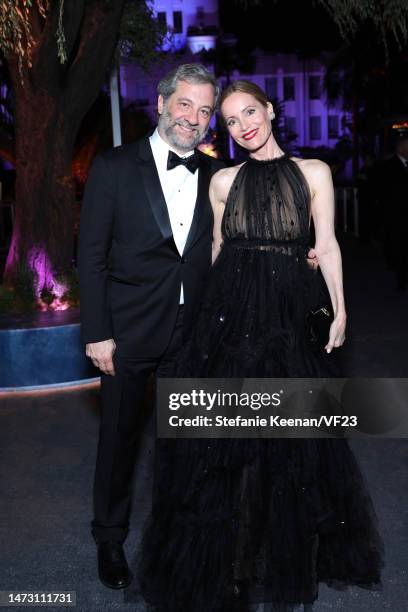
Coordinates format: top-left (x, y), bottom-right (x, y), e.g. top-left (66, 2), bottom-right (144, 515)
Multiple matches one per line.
top-left (158, 106), bottom-right (208, 152)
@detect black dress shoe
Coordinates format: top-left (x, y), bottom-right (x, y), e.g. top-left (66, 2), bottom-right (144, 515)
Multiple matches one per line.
top-left (97, 542), bottom-right (133, 589)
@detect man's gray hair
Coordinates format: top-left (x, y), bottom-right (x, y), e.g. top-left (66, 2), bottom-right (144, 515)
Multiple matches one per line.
top-left (157, 63), bottom-right (220, 107)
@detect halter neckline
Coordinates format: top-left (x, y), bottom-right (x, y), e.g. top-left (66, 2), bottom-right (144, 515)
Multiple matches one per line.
top-left (247, 153), bottom-right (288, 165)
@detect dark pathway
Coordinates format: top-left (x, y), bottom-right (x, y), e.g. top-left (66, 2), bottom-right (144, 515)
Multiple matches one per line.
top-left (0, 236), bottom-right (407, 611)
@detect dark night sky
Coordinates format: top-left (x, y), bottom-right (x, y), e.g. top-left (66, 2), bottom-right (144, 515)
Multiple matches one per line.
top-left (219, 0), bottom-right (343, 54)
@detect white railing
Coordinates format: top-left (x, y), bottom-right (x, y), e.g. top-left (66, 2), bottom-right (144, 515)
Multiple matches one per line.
top-left (334, 187), bottom-right (359, 237)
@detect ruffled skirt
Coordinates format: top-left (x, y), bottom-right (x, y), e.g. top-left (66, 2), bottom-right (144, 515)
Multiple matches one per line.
top-left (128, 244), bottom-right (384, 611)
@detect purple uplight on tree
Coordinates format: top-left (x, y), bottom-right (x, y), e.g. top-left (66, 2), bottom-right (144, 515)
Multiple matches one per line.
top-left (0, 1), bottom-right (165, 312)
top-left (27, 247), bottom-right (69, 310)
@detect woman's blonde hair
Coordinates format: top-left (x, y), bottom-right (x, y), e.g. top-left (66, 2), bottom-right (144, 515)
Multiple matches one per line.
top-left (219, 80), bottom-right (270, 110)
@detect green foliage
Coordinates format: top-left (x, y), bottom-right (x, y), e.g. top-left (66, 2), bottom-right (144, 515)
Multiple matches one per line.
top-left (298, 136), bottom-right (353, 178)
top-left (334, 136), bottom-right (353, 162)
top-left (58, 270), bottom-right (79, 307)
top-left (3, 0), bottom-right (408, 73)
top-left (323, 19), bottom-right (408, 162)
top-left (40, 286), bottom-right (55, 306)
top-left (14, 260), bottom-right (37, 309)
top-left (0, 0), bottom-right (48, 66)
top-left (319, 0), bottom-right (408, 52)
top-left (117, 0), bottom-right (170, 68)
top-left (235, 0), bottom-right (408, 55)
top-left (0, 261), bottom-right (38, 312)
top-left (271, 98), bottom-right (298, 154)
top-left (0, 267), bottom-right (80, 312)
top-left (0, 285), bottom-right (14, 312)
top-left (0, 0), bottom-right (166, 74)
top-left (56, 0), bottom-right (67, 64)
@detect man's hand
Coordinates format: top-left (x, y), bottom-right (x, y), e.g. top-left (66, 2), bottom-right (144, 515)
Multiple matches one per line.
top-left (307, 248), bottom-right (319, 270)
top-left (86, 339), bottom-right (116, 376)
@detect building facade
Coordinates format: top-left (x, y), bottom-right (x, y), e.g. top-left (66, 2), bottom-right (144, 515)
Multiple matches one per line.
top-left (152, 0), bottom-right (218, 51)
top-left (120, 0), bottom-right (350, 156)
top-left (222, 52), bottom-right (349, 150)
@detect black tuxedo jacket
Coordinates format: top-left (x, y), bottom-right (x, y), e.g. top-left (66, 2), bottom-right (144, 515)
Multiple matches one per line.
top-left (78, 135), bottom-right (224, 358)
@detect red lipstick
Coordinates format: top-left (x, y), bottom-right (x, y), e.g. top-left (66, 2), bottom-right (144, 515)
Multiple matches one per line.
top-left (242, 129), bottom-right (257, 140)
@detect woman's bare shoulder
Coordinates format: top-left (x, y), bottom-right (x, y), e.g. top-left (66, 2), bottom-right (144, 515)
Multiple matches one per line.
top-left (212, 163), bottom-right (244, 185)
top-left (291, 157), bottom-right (332, 177)
top-left (210, 163), bottom-right (245, 202)
top-left (290, 157), bottom-right (332, 193)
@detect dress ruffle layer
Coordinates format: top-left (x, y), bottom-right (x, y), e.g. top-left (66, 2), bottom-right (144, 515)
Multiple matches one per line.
top-left (131, 437), bottom-right (383, 612)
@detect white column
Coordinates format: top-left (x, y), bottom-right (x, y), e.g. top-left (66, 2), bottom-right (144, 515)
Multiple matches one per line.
top-left (342, 188), bottom-right (348, 232)
top-left (110, 65), bottom-right (122, 148)
top-left (353, 187), bottom-right (359, 237)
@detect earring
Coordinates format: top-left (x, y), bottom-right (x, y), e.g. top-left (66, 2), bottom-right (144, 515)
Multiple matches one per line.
top-left (270, 112), bottom-right (275, 120)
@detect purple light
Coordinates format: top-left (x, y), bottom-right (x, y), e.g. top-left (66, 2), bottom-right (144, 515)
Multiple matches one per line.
top-left (5, 242), bottom-right (71, 311)
top-left (27, 247), bottom-right (69, 310)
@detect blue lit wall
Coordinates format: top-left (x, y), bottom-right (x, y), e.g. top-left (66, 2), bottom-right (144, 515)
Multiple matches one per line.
top-left (152, 0), bottom-right (219, 50)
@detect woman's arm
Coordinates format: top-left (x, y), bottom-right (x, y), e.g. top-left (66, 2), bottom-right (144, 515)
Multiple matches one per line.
top-left (307, 160), bottom-right (346, 353)
top-left (209, 169), bottom-right (231, 264)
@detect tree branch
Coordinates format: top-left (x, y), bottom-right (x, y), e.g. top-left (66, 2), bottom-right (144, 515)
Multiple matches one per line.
top-left (6, 51), bottom-right (32, 101)
top-left (30, 0), bottom-right (86, 92)
top-left (28, 4), bottom-right (44, 42)
top-left (30, 4), bottom-right (61, 91)
top-left (64, 1), bottom-right (126, 123)
top-left (47, 0), bottom-right (87, 65)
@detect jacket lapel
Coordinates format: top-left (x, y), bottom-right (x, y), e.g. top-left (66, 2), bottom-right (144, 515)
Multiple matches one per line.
top-left (137, 137), bottom-right (213, 254)
top-left (183, 156), bottom-right (212, 255)
top-left (137, 137), bottom-right (173, 241)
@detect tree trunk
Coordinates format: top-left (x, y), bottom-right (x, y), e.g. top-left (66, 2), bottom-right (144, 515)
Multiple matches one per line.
top-left (4, 89), bottom-right (76, 296)
top-left (2, 1), bottom-right (127, 303)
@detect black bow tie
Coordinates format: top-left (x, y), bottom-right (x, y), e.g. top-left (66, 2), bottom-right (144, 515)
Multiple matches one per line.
top-left (167, 150), bottom-right (200, 174)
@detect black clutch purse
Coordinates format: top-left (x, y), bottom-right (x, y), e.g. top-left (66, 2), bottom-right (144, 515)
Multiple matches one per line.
top-left (306, 304), bottom-right (333, 349)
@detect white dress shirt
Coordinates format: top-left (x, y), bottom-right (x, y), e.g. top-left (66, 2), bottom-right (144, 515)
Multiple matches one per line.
top-left (150, 128), bottom-right (199, 304)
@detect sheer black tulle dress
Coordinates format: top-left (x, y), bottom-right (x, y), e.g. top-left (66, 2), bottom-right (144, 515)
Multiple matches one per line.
top-left (129, 155), bottom-right (384, 611)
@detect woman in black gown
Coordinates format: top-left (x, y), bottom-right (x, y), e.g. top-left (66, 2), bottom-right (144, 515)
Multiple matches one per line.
top-left (132, 81), bottom-right (384, 611)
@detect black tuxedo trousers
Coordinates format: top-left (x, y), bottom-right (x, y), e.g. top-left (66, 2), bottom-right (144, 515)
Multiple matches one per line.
top-left (92, 307), bottom-right (184, 544)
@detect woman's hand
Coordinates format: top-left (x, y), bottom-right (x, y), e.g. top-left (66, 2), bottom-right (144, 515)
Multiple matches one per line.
top-left (307, 248), bottom-right (319, 270)
top-left (303, 159), bottom-right (347, 355)
top-left (325, 314), bottom-right (346, 353)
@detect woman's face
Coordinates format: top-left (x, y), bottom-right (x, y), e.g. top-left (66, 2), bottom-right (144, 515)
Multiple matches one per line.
top-left (221, 92), bottom-right (273, 152)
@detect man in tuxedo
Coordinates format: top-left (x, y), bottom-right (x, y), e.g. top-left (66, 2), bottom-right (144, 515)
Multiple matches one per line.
top-left (376, 133), bottom-right (408, 290)
top-left (78, 63), bottom-right (224, 589)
